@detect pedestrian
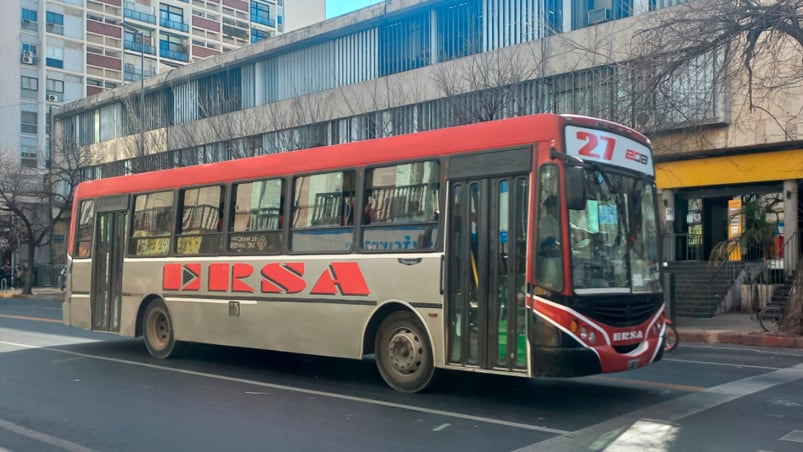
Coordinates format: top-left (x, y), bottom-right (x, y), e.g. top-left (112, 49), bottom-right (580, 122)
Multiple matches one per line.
top-left (1, 260), bottom-right (10, 289)
top-left (14, 264), bottom-right (24, 289)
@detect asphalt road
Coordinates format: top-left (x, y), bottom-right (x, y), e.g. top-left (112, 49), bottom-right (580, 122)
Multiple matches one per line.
top-left (1, 297), bottom-right (802, 452)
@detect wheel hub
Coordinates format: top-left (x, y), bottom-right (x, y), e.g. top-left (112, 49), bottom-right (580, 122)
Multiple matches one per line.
top-left (388, 329), bottom-right (422, 374)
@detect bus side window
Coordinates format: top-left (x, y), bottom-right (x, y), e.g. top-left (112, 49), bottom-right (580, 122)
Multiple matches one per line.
top-left (176, 185), bottom-right (224, 256)
top-left (229, 178), bottom-right (283, 254)
top-left (290, 171), bottom-right (355, 253)
top-left (362, 161), bottom-right (440, 252)
top-left (129, 191), bottom-right (175, 257)
top-left (535, 165), bottom-right (563, 291)
top-left (75, 199), bottom-right (95, 258)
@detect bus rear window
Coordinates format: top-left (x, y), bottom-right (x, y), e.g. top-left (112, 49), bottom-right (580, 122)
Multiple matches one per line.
top-left (75, 200), bottom-right (95, 258)
top-left (129, 191), bottom-right (175, 256)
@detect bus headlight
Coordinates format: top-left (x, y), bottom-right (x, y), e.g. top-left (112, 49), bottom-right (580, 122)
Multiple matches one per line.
top-left (580, 327), bottom-right (588, 340)
top-left (588, 331), bottom-right (596, 344)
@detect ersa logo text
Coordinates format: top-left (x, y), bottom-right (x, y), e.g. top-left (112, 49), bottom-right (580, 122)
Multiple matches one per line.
top-left (162, 262), bottom-right (371, 296)
top-left (612, 330), bottom-right (644, 342)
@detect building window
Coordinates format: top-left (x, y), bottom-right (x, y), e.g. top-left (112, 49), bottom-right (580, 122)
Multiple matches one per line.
top-left (46, 46), bottom-right (64, 68)
top-left (21, 8), bottom-right (38, 30)
top-left (160, 3), bottom-right (188, 32)
top-left (251, 28), bottom-right (269, 43)
top-left (20, 137), bottom-right (39, 169)
top-left (250, 1), bottom-right (274, 27)
top-left (22, 42), bottom-right (37, 56)
top-left (46, 78), bottom-right (64, 101)
top-left (21, 76), bottom-right (39, 100)
top-left (46, 11), bottom-right (64, 35)
top-left (378, 12), bottom-right (430, 76)
top-left (21, 111), bottom-right (37, 134)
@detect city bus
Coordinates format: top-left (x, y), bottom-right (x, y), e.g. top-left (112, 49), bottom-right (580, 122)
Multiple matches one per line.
top-left (63, 114), bottom-right (665, 392)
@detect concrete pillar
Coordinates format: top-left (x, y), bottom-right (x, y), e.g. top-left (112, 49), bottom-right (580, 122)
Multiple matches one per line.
top-left (660, 189), bottom-right (676, 262)
top-left (783, 180), bottom-right (799, 277)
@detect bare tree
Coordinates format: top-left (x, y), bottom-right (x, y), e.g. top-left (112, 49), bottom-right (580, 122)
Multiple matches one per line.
top-left (430, 43), bottom-right (543, 124)
top-left (630, 0), bottom-right (803, 138)
top-left (631, 0), bottom-right (803, 334)
top-left (0, 139), bottom-right (93, 294)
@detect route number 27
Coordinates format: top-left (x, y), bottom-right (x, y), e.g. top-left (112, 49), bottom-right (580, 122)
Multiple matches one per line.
top-left (575, 130), bottom-right (649, 165)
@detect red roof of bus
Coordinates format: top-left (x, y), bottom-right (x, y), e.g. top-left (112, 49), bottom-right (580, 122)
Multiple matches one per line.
top-left (75, 113), bottom-right (647, 200)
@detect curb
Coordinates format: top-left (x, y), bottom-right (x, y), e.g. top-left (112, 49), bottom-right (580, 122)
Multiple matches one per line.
top-left (680, 330), bottom-right (803, 349)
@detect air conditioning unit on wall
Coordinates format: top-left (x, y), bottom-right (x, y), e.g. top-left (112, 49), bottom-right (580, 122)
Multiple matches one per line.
top-left (21, 50), bottom-right (35, 64)
top-left (588, 8), bottom-right (611, 25)
top-left (47, 94), bottom-right (60, 102)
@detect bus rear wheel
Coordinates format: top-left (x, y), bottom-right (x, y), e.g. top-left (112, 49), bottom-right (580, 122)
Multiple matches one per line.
top-left (375, 311), bottom-right (435, 393)
top-left (143, 299), bottom-right (184, 359)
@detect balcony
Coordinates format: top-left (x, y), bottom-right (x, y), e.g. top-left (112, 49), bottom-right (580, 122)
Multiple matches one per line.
top-left (160, 47), bottom-right (188, 62)
top-left (124, 66), bottom-right (155, 82)
top-left (124, 40), bottom-right (156, 55)
top-left (160, 18), bottom-right (189, 33)
top-left (250, 14), bottom-right (275, 28)
top-left (124, 8), bottom-right (156, 25)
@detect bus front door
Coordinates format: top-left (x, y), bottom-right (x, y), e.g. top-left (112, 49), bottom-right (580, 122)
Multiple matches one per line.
top-left (446, 175), bottom-right (529, 372)
top-left (91, 210), bottom-right (127, 332)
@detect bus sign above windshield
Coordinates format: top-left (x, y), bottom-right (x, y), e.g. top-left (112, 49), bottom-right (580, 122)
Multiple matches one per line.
top-left (564, 125), bottom-right (654, 176)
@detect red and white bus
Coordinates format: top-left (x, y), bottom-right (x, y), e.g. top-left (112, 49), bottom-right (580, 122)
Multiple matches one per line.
top-left (63, 114), bottom-right (665, 392)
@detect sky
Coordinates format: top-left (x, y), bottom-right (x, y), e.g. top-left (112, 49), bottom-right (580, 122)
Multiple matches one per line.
top-left (326, 0), bottom-right (384, 19)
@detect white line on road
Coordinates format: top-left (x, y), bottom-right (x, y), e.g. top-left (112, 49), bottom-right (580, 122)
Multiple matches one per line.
top-left (664, 357), bottom-right (781, 370)
top-left (432, 423), bottom-right (451, 432)
top-left (0, 340), bottom-right (569, 435)
top-left (514, 363), bottom-right (803, 451)
top-left (0, 419), bottom-right (96, 452)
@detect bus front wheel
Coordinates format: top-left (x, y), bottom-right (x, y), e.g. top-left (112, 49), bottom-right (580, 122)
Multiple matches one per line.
top-left (143, 299), bottom-right (185, 359)
top-left (375, 311), bottom-right (435, 393)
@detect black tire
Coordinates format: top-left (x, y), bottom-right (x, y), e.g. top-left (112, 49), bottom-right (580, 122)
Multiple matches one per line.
top-left (143, 299), bottom-right (185, 359)
top-left (758, 305), bottom-right (783, 333)
top-left (375, 311), bottom-right (435, 393)
top-left (664, 324), bottom-right (679, 352)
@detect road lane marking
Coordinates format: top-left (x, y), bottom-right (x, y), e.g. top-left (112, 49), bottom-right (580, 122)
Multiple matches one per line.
top-left (664, 357), bottom-right (780, 370)
top-left (0, 419), bottom-right (96, 452)
top-left (0, 314), bottom-right (62, 324)
top-left (0, 340), bottom-right (569, 435)
top-left (680, 343), bottom-right (803, 356)
top-left (586, 376), bottom-right (704, 392)
top-left (515, 363), bottom-right (803, 451)
top-left (433, 423), bottom-right (451, 432)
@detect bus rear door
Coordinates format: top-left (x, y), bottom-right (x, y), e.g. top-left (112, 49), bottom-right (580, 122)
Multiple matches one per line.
top-left (91, 195), bottom-right (129, 332)
top-left (445, 148), bottom-right (531, 372)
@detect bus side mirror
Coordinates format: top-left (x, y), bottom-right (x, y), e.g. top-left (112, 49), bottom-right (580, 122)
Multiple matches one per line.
top-left (565, 166), bottom-right (586, 210)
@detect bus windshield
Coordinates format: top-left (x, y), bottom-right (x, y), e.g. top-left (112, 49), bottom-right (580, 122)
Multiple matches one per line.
top-left (569, 168), bottom-right (660, 294)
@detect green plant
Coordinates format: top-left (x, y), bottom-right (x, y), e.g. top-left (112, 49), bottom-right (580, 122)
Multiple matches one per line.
top-left (709, 194), bottom-right (780, 265)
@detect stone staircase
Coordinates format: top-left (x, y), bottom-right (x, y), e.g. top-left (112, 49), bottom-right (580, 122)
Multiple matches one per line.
top-left (663, 261), bottom-right (742, 318)
top-left (770, 271), bottom-right (796, 306)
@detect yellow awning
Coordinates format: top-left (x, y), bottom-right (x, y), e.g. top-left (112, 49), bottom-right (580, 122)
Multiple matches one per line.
top-left (656, 149), bottom-right (803, 189)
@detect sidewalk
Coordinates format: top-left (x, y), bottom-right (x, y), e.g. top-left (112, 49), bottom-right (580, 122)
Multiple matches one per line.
top-left (0, 286), bottom-right (64, 301)
top-left (676, 313), bottom-right (803, 349)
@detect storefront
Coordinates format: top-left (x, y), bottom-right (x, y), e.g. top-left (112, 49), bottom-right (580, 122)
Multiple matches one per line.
top-left (656, 149), bottom-right (802, 272)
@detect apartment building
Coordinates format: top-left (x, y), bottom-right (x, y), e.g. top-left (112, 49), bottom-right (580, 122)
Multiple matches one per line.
top-left (0, 0), bottom-right (324, 271)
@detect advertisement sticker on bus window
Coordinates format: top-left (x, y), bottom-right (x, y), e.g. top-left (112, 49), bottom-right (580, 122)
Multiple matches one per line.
top-left (564, 126), bottom-right (654, 176)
